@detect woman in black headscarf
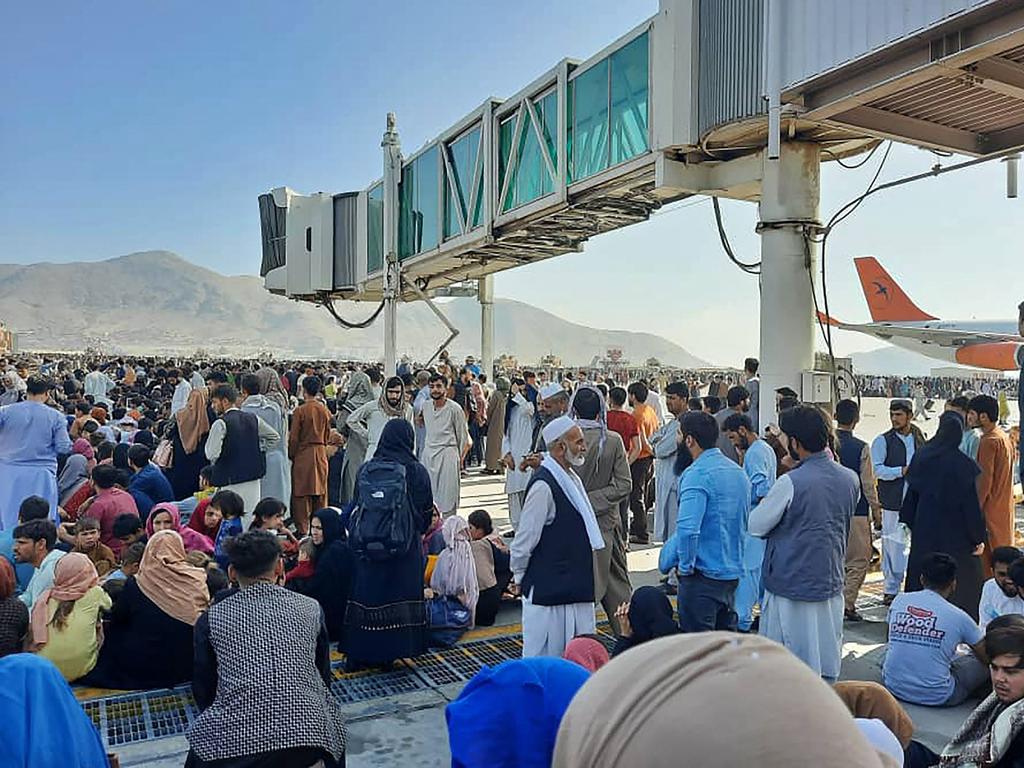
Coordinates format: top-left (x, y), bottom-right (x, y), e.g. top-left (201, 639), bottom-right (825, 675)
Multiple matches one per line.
top-left (901, 410), bottom-right (987, 619)
top-left (343, 419), bottom-right (434, 670)
top-left (288, 506), bottom-right (355, 642)
top-left (611, 585), bottom-right (680, 657)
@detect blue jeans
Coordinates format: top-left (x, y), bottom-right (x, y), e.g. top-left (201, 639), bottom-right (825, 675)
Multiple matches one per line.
top-left (677, 570), bottom-right (739, 633)
top-left (735, 536), bottom-right (765, 631)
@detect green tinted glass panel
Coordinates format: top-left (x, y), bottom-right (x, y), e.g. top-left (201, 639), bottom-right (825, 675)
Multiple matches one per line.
top-left (566, 80), bottom-right (574, 182)
top-left (414, 145), bottom-right (439, 256)
top-left (498, 117), bottom-right (515, 211)
top-left (570, 59), bottom-right (609, 182)
top-left (444, 186), bottom-right (461, 241)
top-left (508, 110), bottom-right (545, 211)
top-left (398, 146), bottom-right (440, 260)
top-left (444, 126), bottom-right (481, 239)
top-left (398, 162), bottom-right (415, 260)
top-left (610, 32), bottom-right (649, 165)
top-left (471, 171), bottom-right (484, 228)
top-left (366, 183), bottom-right (383, 274)
top-left (537, 91), bottom-right (558, 169)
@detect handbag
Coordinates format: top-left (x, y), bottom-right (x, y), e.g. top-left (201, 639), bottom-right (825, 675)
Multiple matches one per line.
top-left (153, 438), bottom-right (174, 469)
top-left (426, 595), bottom-right (471, 648)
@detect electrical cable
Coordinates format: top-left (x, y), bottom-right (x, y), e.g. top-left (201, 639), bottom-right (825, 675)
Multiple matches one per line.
top-left (822, 141), bottom-right (883, 170)
top-left (712, 197), bottom-right (761, 274)
top-left (321, 297), bottom-right (386, 329)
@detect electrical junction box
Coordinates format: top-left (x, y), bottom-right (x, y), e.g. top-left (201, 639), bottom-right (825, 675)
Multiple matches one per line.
top-left (801, 371), bottom-right (832, 404)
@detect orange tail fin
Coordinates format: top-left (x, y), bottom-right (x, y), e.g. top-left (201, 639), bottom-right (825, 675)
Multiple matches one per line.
top-left (854, 257), bottom-right (936, 322)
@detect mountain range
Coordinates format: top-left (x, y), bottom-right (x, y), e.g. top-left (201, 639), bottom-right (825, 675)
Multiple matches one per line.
top-left (0, 251), bottom-right (709, 367)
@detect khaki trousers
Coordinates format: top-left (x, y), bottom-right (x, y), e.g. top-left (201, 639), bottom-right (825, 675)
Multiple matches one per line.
top-left (843, 516), bottom-right (872, 612)
top-left (594, 520), bottom-right (632, 635)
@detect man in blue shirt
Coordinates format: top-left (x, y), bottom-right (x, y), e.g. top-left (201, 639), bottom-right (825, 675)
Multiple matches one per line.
top-left (871, 400), bottom-right (924, 604)
top-left (658, 411), bottom-right (750, 632)
top-left (127, 443), bottom-right (174, 521)
top-left (0, 496), bottom-right (50, 594)
top-left (724, 413), bottom-right (777, 632)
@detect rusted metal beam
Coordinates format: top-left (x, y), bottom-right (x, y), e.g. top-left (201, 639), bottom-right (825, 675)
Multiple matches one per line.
top-left (827, 105), bottom-right (983, 155)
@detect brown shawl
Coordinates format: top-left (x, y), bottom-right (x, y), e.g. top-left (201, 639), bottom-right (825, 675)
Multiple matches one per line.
top-left (175, 386), bottom-right (210, 454)
top-left (135, 531), bottom-right (209, 626)
top-left (833, 681), bottom-right (915, 749)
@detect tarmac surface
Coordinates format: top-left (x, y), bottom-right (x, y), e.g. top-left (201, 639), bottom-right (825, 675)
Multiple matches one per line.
top-left (91, 396), bottom-right (1020, 766)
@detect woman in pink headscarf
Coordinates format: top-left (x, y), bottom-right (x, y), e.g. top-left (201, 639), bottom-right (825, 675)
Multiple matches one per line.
top-left (430, 515), bottom-right (480, 624)
top-left (146, 502), bottom-right (214, 556)
top-left (31, 553), bottom-right (111, 681)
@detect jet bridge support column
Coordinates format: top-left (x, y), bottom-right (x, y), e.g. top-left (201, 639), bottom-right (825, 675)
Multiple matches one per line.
top-left (382, 113), bottom-right (402, 375)
top-left (479, 275), bottom-right (494, 381)
top-left (757, 141), bottom-right (820, 432)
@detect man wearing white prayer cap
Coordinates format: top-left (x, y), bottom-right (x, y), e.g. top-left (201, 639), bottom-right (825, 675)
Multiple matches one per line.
top-left (511, 415), bottom-right (605, 657)
top-left (520, 382), bottom-right (571, 473)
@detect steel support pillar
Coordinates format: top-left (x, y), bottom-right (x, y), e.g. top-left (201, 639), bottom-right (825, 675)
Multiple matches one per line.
top-left (382, 113), bottom-right (402, 374)
top-left (478, 275), bottom-right (494, 381)
top-left (757, 141), bottom-right (821, 431)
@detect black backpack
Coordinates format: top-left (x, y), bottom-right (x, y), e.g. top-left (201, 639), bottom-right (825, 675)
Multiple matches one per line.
top-left (349, 458), bottom-right (415, 561)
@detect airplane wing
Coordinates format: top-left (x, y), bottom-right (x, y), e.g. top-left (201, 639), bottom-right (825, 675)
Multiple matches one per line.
top-left (822, 316), bottom-right (1020, 348)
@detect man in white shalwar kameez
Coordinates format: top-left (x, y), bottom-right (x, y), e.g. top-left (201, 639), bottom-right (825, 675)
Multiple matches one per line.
top-left (420, 374), bottom-right (470, 517)
top-left (502, 380), bottom-right (535, 529)
top-left (748, 406), bottom-right (859, 682)
top-left (511, 416), bottom-right (605, 658)
top-left (83, 365), bottom-right (117, 407)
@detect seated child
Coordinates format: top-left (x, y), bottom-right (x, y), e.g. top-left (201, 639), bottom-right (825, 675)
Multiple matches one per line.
top-left (102, 540), bottom-right (146, 589)
top-left (70, 518), bottom-right (116, 577)
top-left (285, 538), bottom-right (316, 590)
top-left (206, 566), bottom-right (230, 601)
top-left (211, 490), bottom-right (245, 571)
top-left (113, 514), bottom-right (146, 551)
top-left (249, 498), bottom-right (299, 560)
top-left (175, 465), bottom-right (218, 525)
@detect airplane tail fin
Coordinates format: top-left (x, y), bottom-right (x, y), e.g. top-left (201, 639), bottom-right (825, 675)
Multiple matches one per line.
top-left (853, 257), bottom-right (937, 322)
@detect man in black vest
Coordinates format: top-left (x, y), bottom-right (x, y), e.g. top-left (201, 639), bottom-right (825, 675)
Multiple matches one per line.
top-left (870, 399), bottom-right (925, 605)
top-left (205, 383), bottom-right (280, 528)
top-left (835, 399), bottom-right (882, 621)
top-left (510, 415), bottom-right (606, 657)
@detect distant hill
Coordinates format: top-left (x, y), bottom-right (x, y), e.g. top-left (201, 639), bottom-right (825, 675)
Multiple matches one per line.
top-left (0, 251), bottom-right (709, 367)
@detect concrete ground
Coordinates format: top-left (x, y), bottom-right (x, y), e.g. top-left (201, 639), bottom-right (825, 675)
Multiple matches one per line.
top-left (105, 396), bottom-right (1019, 766)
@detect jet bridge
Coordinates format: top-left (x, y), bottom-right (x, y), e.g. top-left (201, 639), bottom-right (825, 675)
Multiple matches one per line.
top-left (260, 0), bottom-right (1024, 425)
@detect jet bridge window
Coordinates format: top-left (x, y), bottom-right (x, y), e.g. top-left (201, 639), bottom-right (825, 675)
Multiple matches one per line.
top-left (399, 145), bottom-right (440, 260)
top-left (569, 31), bottom-right (649, 182)
top-left (367, 182), bottom-right (383, 274)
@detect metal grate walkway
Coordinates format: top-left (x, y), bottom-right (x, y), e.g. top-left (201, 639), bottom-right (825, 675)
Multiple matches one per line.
top-left (78, 628), bottom-right (618, 749)
top-left (79, 584), bottom-right (882, 750)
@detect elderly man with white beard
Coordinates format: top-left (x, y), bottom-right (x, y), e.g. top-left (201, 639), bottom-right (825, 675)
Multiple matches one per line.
top-left (511, 416), bottom-right (606, 657)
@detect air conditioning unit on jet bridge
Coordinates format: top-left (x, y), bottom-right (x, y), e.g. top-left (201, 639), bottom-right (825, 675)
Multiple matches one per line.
top-left (258, 186), bottom-right (365, 301)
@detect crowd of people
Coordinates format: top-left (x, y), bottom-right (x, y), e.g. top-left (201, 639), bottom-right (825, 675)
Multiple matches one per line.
top-left (857, 374), bottom-right (1019, 403)
top-left (0, 338), bottom-right (1022, 767)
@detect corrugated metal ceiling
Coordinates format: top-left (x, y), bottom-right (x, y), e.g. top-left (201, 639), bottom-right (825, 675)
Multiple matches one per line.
top-left (868, 75), bottom-right (1024, 133)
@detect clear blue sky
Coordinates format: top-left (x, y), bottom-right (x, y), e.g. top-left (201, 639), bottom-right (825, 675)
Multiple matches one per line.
top-left (3, 1), bottom-right (1022, 365)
